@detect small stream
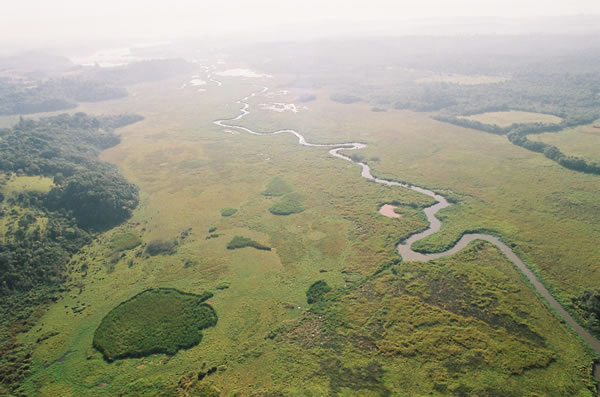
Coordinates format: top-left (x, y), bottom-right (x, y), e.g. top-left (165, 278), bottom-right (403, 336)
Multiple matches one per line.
top-left (213, 86), bottom-right (600, 382)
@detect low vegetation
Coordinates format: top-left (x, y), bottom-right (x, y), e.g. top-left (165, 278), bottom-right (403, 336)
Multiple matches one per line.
top-left (145, 239), bottom-right (177, 256)
top-left (436, 115), bottom-right (600, 174)
top-left (297, 242), bottom-right (595, 395)
top-left (262, 176), bottom-right (293, 196)
top-left (220, 207), bottom-right (237, 217)
top-left (226, 235), bottom-right (271, 251)
top-left (93, 288), bottom-right (217, 361)
top-left (306, 280), bottom-right (331, 304)
top-left (9, 38), bottom-right (600, 394)
top-left (459, 111), bottom-right (562, 127)
top-left (268, 192), bottom-right (304, 215)
top-left (109, 232), bottom-right (142, 252)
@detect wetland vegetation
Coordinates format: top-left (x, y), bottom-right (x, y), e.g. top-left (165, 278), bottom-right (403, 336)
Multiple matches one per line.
top-left (226, 235), bottom-right (271, 251)
top-left (2, 13), bottom-right (600, 396)
top-left (93, 288), bottom-right (217, 361)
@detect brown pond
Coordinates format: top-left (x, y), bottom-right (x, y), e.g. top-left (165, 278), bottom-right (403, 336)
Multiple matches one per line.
top-left (379, 204), bottom-right (402, 218)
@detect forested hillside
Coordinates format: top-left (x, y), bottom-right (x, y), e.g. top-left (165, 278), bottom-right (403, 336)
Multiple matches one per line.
top-left (0, 78), bottom-right (127, 115)
top-left (0, 113), bottom-right (141, 391)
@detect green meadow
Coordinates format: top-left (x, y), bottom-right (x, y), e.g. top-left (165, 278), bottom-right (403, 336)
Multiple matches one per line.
top-left (458, 110), bottom-right (563, 127)
top-left (240, 81), bottom-right (600, 310)
top-left (10, 70), bottom-right (598, 395)
top-left (529, 123), bottom-right (600, 164)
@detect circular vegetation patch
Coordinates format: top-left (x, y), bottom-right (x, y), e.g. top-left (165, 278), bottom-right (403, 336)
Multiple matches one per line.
top-left (93, 288), bottom-right (217, 361)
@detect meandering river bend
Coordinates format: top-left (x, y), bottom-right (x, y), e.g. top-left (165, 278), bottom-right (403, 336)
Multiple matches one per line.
top-left (213, 87), bottom-right (600, 366)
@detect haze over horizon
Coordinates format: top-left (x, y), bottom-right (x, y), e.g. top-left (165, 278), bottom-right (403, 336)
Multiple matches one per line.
top-left (2, 0), bottom-right (600, 54)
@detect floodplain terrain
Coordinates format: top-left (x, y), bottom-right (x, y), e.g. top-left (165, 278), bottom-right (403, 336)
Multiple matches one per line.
top-left (1, 34), bottom-right (600, 396)
top-left (458, 110), bottom-right (563, 127)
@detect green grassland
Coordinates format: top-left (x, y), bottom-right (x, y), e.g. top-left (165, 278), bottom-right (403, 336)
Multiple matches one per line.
top-left (268, 192), bottom-right (304, 215)
top-left (10, 71), bottom-right (598, 395)
top-left (108, 232), bottom-right (142, 252)
top-left (0, 175), bottom-right (54, 199)
top-left (459, 110), bottom-right (563, 127)
top-left (261, 176), bottom-right (293, 196)
top-left (93, 288), bottom-right (216, 361)
top-left (529, 123), bottom-right (600, 164)
top-left (14, 75), bottom-right (434, 395)
top-left (239, 80), bottom-right (600, 313)
top-left (301, 242), bottom-right (596, 395)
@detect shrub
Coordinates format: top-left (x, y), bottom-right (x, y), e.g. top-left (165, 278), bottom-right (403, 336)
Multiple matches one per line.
top-left (575, 289), bottom-right (600, 334)
top-left (349, 154), bottom-right (364, 163)
top-left (226, 235), bottom-right (271, 251)
top-left (93, 288), bottom-right (217, 361)
top-left (269, 193), bottom-right (304, 215)
top-left (216, 282), bottom-right (230, 290)
top-left (262, 176), bottom-right (293, 196)
top-left (145, 239), bottom-right (177, 256)
top-left (208, 226), bottom-right (217, 233)
top-left (220, 208), bottom-right (237, 217)
top-left (306, 280), bottom-right (332, 304)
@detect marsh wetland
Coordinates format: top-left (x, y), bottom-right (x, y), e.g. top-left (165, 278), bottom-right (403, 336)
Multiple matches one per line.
top-left (1, 29), bottom-right (600, 396)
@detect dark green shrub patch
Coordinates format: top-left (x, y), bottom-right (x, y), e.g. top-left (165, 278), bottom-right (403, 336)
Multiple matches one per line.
top-left (268, 193), bottom-right (304, 215)
top-left (574, 289), bottom-right (600, 335)
top-left (306, 280), bottom-right (332, 304)
top-left (226, 236), bottom-right (271, 251)
top-left (220, 208), bottom-right (237, 217)
top-left (145, 239), bottom-right (177, 256)
top-left (93, 288), bottom-right (217, 361)
top-left (262, 176), bottom-right (293, 196)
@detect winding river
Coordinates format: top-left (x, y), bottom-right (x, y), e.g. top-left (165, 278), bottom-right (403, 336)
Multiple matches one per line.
top-left (213, 87), bottom-right (600, 366)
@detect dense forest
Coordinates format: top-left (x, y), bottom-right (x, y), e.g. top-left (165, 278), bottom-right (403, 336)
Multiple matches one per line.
top-left (0, 112), bottom-right (141, 391)
top-left (0, 58), bottom-right (195, 116)
top-left (0, 112), bottom-right (141, 294)
top-left (82, 58), bottom-right (195, 85)
top-left (0, 78), bottom-right (127, 115)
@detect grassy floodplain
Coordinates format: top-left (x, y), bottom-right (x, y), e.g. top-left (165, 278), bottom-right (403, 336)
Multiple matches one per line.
top-left (93, 288), bottom-right (216, 361)
top-left (10, 69), bottom-right (598, 395)
top-left (529, 123), bottom-right (600, 164)
top-left (15, 73), bottom-right (433, 395)
top-left (240, 81), bottom-right (600, 307)
top-left (458, 110), bottom-right (563, 127)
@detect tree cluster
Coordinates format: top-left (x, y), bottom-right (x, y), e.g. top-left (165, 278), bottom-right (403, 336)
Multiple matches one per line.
top-left (0, 112), bottom-right (142, 296)
top-left (0, 77), bottom-right (127, 115)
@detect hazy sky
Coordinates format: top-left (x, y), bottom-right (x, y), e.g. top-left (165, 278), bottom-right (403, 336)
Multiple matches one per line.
top-left (2, 0), bottom-right (600, 46)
